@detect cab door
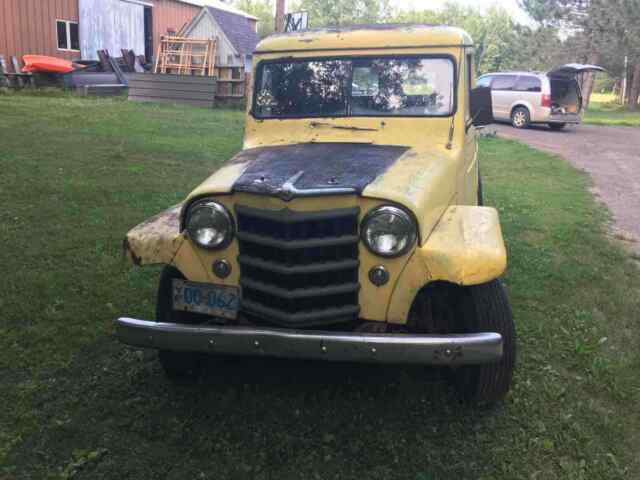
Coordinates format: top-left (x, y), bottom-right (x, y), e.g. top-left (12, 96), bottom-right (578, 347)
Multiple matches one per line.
top-left (462, 51), bottom-right (479, 205)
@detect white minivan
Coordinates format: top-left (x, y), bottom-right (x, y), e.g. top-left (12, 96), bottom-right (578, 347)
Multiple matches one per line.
top-left (477, 64), bottom-right (604, 130)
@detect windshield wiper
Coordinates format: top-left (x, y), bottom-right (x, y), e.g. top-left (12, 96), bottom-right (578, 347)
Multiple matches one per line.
top-left (308, 121), bottom-right (379, 132)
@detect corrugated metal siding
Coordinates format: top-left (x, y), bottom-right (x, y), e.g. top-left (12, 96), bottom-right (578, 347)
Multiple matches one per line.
top-left (0, 0), bottom-right (79, 62)
top-left (151, 0), bottom-right (200, 57)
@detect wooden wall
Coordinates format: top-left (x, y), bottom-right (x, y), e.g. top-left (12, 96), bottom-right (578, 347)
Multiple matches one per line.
top-left (151, 0), bottom-right (200, 58)
top-left (0, 0), bottom-right (80, 61)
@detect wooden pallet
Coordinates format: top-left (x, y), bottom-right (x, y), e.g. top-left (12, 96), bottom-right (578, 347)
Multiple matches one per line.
top-left (154, 36), bottom-right (216, 76)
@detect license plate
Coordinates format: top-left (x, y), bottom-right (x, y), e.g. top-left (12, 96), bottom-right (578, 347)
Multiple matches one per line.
top-left (172, 279), bottom-right (240, 319)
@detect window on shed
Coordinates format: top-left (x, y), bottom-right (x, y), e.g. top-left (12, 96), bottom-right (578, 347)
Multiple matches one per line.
top-left (491, 75), bottom-right (517, 90)
top-left (57, 20), bottom-right (79, 51)
top-left (514, 76), bottom-right (542, 92)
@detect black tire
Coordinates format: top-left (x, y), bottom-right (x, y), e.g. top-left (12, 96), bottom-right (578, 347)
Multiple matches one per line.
top-left (548, 123), bottom-right (566, 131)
top-left (156, 266), bottom-right (204, 380)
top-left (511, 107), bottom-right (530, 129)
top-left (452, 280), bottom-right (516, 404)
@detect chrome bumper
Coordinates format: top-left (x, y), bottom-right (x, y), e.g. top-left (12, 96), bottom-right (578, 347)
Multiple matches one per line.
top-left (115, 318), bottom-right (503, 366)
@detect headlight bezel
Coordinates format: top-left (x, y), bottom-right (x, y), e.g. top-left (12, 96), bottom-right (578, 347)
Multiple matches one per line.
top-left (360, 205), bottom-right (418, 258)
top-left (184, 198), bottom-right (235, 250)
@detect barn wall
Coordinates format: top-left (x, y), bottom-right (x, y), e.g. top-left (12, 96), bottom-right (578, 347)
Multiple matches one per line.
top-left (0, 0), bottom-right (80, 62)
top-left (151, 0), bottom-right (200, 58)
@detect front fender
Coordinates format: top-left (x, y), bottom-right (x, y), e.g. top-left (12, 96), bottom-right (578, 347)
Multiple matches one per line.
top-left (123, 205), bottom-right (184, 266)
top-left (386, 205), bottom-right (507, 324)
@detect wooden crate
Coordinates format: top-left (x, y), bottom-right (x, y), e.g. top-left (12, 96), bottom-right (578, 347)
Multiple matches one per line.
top-left (128, 73), bottom-right (217, 108)
top-left (214, 66), bottom-right (245, 99)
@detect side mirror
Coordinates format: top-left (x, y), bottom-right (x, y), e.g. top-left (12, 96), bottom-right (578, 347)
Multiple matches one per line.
top-left (470, 86), bottom-right (494, 127)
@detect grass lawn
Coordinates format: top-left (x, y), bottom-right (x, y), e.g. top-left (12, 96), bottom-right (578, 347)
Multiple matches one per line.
top-left (1, 91), bottom-right (639, 479)
top-left (584, 93), bottom-right (640, 127)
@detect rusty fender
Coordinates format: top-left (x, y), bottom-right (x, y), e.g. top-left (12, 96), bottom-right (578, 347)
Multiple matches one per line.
top-left (123, 205), bottom-right (184, 266)
top-left (387, 205), bottom-right (507, 323)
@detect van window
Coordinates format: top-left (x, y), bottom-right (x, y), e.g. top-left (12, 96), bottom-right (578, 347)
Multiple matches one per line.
top-left (476, 75), bottom-right (492, 88)
top-left (491, 75), bottom-right (517, 91)
top-left (514, 76), bottom-right (542, 92)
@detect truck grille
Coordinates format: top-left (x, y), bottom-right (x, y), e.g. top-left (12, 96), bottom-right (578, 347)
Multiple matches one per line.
top-left (236, 205), bottom-right (360, 327)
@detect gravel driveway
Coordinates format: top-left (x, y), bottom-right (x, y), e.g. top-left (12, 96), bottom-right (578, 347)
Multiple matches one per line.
top-left (493, 123), bottom-right (640, 250)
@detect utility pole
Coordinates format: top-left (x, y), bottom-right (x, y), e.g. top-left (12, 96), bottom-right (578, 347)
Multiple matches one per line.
top-left (275, 0), bottom-right (286, 33)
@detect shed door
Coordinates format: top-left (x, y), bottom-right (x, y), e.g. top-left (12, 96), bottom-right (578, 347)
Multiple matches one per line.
top-left (80, 0), bottom-right (145, 60)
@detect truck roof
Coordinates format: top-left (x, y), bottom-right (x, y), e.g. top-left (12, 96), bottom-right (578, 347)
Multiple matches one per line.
top-left (255, 24), bottom-right (473, 54)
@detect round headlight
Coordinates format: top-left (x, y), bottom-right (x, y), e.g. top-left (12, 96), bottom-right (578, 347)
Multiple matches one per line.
top-left (361, 206), bottom-right (417, 257)
top-left (185, 200), bottom-right (234, 250)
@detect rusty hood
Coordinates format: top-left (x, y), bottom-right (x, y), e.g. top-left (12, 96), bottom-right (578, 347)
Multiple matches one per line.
top-left (187, 143), bottom-right (410, 201)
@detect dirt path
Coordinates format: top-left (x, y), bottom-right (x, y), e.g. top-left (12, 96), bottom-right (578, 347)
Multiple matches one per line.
top-left (493, 124), bottom-right (640, 250)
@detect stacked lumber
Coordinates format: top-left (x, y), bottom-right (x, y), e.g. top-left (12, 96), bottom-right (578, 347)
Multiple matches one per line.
top-left (154, 36), bottom-right (216, 76)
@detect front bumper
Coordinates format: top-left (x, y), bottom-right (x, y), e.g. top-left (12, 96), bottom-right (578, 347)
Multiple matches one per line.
top-left (115, 317), bottom-right (503, 366)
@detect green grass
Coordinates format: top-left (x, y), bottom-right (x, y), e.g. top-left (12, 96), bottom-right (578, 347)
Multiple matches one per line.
top-left (1, 91), bottom-right (639, 479)
top-left (584, 93), bottom-right (640, 127)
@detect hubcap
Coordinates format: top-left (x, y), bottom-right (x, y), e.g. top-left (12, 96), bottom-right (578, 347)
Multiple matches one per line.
top-left (513, 111), bottom-right (526, 127)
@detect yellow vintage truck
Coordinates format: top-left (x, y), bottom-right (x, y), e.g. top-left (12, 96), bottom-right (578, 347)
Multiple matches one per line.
top-left (116, 24), bottom-right (515, 403)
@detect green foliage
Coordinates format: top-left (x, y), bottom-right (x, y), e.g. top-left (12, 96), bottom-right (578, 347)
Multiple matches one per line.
top-left (295, 0), bottom-right (392, 27)
top-left (393, 4), bottom-right (540, 75)
top-left (232, 0), bottom-right (276, 38)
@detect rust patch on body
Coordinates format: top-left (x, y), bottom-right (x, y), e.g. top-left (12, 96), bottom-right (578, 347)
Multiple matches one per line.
top-left (123, 205), bottom-right (184, 267)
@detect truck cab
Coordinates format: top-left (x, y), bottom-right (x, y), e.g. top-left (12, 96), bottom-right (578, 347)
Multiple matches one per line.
top-left (116, 24), bottom-right (515, 404)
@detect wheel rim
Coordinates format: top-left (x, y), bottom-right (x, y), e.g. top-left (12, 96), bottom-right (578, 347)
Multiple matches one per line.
top-left (513, 111), bottom-right (526, 127)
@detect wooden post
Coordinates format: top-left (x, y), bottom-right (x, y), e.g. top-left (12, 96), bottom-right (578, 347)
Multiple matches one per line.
top-left (275, 0), bottom-right (286, 33)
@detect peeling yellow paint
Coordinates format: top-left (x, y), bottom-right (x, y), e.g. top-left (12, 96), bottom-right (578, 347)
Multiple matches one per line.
top-left (123, 205), bottom-right (183, 266)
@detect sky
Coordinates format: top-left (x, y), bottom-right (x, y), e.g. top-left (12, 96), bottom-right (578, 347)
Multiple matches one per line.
top-left (389, 0), bottom-right (532, 24)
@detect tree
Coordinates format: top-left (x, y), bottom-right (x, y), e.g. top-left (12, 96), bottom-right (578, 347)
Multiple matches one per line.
top-left (393, 4), bottom-right (525, 75)
top-left (295, 0), bottom-right (392, 27)
top-left (232, 0), bottom-right (277, 38)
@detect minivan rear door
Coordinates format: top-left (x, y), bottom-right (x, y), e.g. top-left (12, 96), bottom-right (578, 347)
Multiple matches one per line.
top-left (547, 64), bottom-right (605, 78)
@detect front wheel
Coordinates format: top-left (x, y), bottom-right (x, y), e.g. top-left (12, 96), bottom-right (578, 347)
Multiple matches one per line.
top-left (156, 266), bottom-right (204, 380)
top-left (511, 107), bottom-right (530, 129)
top-left (452, 280), bottom-right (516, 404)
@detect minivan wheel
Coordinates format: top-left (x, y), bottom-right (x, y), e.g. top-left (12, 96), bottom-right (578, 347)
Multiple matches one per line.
top-left (511, 107), bottom-right (530, 129)
top-left (548, 123), bottom-right (566, 131)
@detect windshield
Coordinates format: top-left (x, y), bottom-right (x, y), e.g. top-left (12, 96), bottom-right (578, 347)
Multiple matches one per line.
top-left (253, 56), bottom-right (455, 119)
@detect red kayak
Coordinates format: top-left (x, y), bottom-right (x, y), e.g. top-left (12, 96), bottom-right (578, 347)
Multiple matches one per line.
top-left (22, 55), bottom-right (85, 74)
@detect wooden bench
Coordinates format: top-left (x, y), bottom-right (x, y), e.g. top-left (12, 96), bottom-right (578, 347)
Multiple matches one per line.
top-left (0, 55), bottom-right (35, 88)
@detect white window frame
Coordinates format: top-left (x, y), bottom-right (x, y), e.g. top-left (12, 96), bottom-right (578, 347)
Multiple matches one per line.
top-left (56, 19), bottom-right (80, 52)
